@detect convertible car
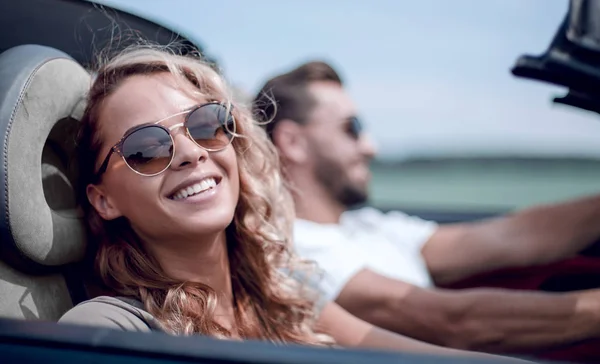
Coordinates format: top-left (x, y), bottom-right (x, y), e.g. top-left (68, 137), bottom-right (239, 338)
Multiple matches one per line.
top-left (0, 0), bottom-right (598, 363)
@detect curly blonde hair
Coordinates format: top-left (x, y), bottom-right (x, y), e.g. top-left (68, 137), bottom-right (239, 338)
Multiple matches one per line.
top-left (76, 45), bottom-right (329, 345)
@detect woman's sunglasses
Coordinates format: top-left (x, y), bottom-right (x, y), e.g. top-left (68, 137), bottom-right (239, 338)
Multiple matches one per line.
top-left (94, 102), bottom-right (236, 179)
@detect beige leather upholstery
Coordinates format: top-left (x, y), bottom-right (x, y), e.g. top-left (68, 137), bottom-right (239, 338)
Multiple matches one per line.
top-left (0, 45), bottom-right (90, 321)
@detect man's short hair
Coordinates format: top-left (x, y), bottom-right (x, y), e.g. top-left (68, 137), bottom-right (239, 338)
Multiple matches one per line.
top-left (253, 61), bottom-right (343, 136)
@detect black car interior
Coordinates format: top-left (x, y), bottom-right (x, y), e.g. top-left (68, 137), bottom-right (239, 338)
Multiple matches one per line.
top-left (512, 0), bottom-right (600, 114)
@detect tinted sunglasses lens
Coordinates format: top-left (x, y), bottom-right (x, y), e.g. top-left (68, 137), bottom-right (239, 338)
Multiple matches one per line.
top-left (186, 104), bottom-right (234, 150)
top-left (121, 126), bottom-right (173, 175)
top-left (350, 116), bottom-right (363, 138)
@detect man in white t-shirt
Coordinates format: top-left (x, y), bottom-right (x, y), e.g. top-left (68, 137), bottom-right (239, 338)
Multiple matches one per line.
top-left (253, 61), bottom-right (600, 355)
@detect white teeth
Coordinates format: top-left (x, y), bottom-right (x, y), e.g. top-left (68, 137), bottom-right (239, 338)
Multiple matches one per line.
top-left (193, 184), bottom-right (202, 194)
top-left (200, 180), bottom-right (209, 191)
top-left (172, 177), bottom-right (217, 200)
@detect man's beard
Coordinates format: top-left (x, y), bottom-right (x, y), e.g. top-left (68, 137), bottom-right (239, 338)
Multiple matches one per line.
top-left (314, 156), bottom-right (369, 209)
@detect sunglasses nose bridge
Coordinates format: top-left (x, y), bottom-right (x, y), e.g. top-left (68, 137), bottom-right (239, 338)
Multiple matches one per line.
top-left (168, 122), bottom-right (199, 148)
top-left (167, 122), bottom-right (185, 132)
top-left (167, 122), bottom-right (194, 143)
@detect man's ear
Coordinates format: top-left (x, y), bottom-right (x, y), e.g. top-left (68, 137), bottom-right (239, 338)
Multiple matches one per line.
top-left (272, 119), bottom-right (309, 164)
top-left (86, 184), bottom-right (123, 220)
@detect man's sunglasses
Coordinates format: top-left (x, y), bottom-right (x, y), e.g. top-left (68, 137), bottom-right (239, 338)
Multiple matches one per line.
top-left (94, 102), bottom-right (236, 179)
top-left (347, 116), bottom-right (364, 139)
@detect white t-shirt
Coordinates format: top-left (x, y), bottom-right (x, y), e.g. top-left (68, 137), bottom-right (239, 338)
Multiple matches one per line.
top-left (293, 207), bottom-right (438, 302)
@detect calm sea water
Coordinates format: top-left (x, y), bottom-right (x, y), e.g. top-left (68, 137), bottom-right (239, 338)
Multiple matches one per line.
top-left (368, 158), bottom-right (600, 212)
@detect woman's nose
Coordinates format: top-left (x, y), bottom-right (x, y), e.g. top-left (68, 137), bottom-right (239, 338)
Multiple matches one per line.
top-left (169, 126), bottom-right (208, 169)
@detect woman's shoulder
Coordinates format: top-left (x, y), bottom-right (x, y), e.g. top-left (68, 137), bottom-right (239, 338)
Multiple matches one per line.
top-left (58, 296), bottom-right (164, 332)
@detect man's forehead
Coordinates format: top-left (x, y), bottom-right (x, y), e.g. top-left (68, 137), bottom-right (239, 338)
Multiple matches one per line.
top-left (307, 82), bottom-right (357, 122)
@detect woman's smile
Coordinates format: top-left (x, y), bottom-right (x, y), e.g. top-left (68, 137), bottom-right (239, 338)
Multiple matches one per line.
top-left (167, 175), bottom-right (223, 205)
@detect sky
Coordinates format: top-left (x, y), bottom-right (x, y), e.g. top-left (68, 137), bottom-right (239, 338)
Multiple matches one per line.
top-left (96, 0), bottom-right (600, 160)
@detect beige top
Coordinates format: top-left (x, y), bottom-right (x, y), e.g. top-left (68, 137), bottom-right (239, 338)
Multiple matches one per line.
top-left (59, 284), bottom-right (327, 333)
top-left (59, 296), bottom-right (164, 332)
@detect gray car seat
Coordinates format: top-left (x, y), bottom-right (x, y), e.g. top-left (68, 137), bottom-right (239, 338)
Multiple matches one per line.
top-left (0, 44), bottom-right (90, 321)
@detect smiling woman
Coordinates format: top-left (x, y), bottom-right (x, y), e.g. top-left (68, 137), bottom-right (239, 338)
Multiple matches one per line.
top-left (59, 45), bottom-right (325, 343)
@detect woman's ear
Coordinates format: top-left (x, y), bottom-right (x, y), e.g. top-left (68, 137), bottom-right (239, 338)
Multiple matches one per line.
top-left (86, 184), bottom-right (123, 220)
top-left (271, 119), bottom-right (309, 164)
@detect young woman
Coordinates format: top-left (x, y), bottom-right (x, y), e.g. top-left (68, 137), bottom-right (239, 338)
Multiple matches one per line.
top-left (58, 46), bottom-right (527, 362)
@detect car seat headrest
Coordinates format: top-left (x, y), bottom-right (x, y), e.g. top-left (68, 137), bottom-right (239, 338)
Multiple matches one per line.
top-left (0, 44), bottom-right (90, 273)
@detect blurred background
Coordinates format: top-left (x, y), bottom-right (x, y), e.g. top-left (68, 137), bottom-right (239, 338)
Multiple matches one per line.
top-left (96, 0), bottom-right (600, 212)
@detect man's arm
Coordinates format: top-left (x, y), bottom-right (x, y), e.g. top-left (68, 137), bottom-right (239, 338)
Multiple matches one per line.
top-left (315, 301), bottom-right (530, 362)
top-left (335, 269), bottom-right (600, 353)
top-left (422, 194), bottom-right (600, 285)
